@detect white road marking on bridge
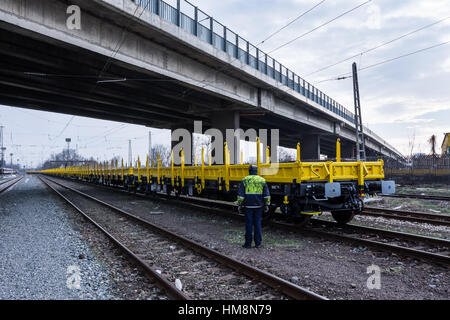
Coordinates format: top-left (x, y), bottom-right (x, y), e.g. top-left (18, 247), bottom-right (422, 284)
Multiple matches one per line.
top-left (25, 178), bottom-right (30, 184)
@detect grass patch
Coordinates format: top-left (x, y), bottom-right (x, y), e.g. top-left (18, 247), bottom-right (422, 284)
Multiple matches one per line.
top-left (396, 185), bottom-right (450, 196)
top-left (223, 227), bottom-right (304, 248)
top-left (190, 215), bottom-right (210, 222)
top-left (375, 198), bottom-right (450, 214)
top-left (350, 218), bottom-right (448, 239)
top-left (385, 266), bottom-right (403, 274)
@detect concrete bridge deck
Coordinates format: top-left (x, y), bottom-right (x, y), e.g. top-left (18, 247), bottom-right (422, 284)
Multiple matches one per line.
top-left (0, 0), bottom-right (403, 161)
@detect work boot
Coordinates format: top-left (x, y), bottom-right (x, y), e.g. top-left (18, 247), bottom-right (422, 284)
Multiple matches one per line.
top-left (255, 244), bottom-right (264, 249)
top-left (242, 244), bottom-right (251, 249)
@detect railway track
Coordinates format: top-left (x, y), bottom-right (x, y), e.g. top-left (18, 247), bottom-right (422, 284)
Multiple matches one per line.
top-left (362, 207), bottom-right (450, 227)
top-left (383, 194), bottom-right (450, 202)
top-left (42, 176), bottom-right (450, 266)
top-left (39, 175), bottom-right (326, 301)
top-left (183, 198), bottom-right (450, 265)
top-left (172, 197), bottom-right (450, 265)
top-left (305, 219), bottom-right (450, 265)
top-left (0, 176), bottom-right (19, 186)
top-left (0, 176), bottom-right (23, 194)
top-left (183, 199), bottom-right (450, 265)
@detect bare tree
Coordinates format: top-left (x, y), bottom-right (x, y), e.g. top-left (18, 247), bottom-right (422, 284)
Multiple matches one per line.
top-left (149, 144), bottom-right (171, 166)
top-left (193, 134), bottom-right (212, 164)
top-left (41, 149), bottom-right (87, 169)
top-left (428, 134), bottom-right (437, 156)
top-left (278, 147), bottom-right (296, 163)
top-left (407, 131), bottom-right (416, 159)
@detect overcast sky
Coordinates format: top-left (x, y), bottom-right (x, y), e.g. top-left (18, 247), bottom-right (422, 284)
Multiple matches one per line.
top-left (1, 0), bottom-right (449, 167)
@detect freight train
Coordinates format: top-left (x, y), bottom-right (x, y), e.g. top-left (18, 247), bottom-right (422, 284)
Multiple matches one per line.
top-left (38, 139), bottom-right (395, 225)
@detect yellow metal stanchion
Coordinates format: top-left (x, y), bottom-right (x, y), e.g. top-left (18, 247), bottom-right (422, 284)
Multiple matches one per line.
top-left (181, 149), bottom-right (185, 188)
top-left (146, 156), bottom-right (150, 184)
top-left (171, 150), bottom-right (174, 187)
top-left (201, 147), bottom-right (205, 190)
top-left (256, 137), bottom-right (261, 175)
top-left (224, 143), bottom-right (230, 192)
top-left (157, 153), bottom-right (160, 186)
top-left (336, 138), bottom-right (341, 162)
top-left (121, 159), bottom-right (124, 182)
top-left (137, 157), bottom-right (141, 183)
top-left (297, 142), bottom-right (302, 182)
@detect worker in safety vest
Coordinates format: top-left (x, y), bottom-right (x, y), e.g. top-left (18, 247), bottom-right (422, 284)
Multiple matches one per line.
top-left (237, 165), bottom-right (270, 248)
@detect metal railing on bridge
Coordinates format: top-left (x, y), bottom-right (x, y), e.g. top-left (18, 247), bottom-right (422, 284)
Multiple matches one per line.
top-left (132, 0), bottom-right (396, 153)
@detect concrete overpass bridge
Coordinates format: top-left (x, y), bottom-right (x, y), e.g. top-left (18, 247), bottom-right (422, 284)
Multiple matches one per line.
top-left (0, 0), bottom-right (403, 163)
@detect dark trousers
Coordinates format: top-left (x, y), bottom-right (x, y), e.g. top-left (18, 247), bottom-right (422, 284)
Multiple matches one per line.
top-left (244, 207), bottom-right (262, 246)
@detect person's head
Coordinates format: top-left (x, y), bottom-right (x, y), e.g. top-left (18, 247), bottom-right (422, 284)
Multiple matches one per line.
top-left (249, 165), bottom-right (258, 175)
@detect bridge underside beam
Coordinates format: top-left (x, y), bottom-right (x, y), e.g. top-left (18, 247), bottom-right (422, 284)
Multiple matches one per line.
top-left (0, 0), bottom-right (401, 160)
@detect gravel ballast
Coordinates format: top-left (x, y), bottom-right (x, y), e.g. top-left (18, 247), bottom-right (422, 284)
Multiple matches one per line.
top-left (48, 177), bottom-right (450, 300)
top-left (0, 175), bottom-right (117, 299)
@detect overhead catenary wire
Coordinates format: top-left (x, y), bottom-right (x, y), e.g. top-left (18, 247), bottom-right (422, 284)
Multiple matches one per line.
top-left (15, 70), bottom-right (182, 84)
top-left (267, 0), bottom-right (372, 54)
top-left (15, 1), bottom-right (326, 93)
top-left (14, 108), bottom-right (111, 128)
top-left (29, 2), bottom-right (150, 144)
top-left (259, 0), bottom-right (327, 46)
top-left (15, 1), bottom-right (329, 99)
top-left (93, 2), bottom-right (150, 88)
top-left (50, 116), bottom-right (75, 147)
top-left (306, 16), bottom-right (450, 76)
top-left (315, 39), bottom-right (450, 84)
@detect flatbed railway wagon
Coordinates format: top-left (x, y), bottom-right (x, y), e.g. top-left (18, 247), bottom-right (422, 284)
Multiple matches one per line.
top-left (39, 139), bottom-right (395, 225)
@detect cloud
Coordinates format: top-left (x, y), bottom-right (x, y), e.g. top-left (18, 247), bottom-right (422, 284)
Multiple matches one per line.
top-left (443, 57), bottom-right (450, 72)
top-left (162, 0), bottom-right (450, 156)
top-left (364, 96), bottom-right (450, 124)
top-left (366, 4), bottom-right (382, 30)
top-left (381, 0), bottom-right (450, 21)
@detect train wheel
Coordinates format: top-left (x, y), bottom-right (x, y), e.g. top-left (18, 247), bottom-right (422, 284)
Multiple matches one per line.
top-left (331, 210), bottom-right (355, 225)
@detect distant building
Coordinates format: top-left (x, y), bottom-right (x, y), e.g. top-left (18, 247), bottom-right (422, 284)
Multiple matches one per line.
top-left (442, 133), bottom-right (450, 155)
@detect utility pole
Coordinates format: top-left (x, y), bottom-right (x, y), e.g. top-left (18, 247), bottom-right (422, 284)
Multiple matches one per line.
top-left (65, 138), bottom-right (71, 157)
top-left (352, 62), bottom-right (366, 161)
top-left (0, 126), bottom-right (4, 168)
top-left (128, 140), bottom-right (132, 167)
top-left (10, 153), bottom-right (13, 167)
top-left (148, 131), bottom-right (152, 162)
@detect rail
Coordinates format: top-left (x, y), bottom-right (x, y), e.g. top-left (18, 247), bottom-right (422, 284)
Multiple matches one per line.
top-left (41, 175), bottom-right (327, 300)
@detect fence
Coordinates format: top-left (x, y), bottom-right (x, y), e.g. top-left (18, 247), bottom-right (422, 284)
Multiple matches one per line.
top-left (382, 155), bottom-right (450, 185)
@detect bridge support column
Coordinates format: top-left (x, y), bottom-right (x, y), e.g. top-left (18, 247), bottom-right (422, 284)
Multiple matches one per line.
top-left (171, 125), bottom-right (194, 165)
top-left (261, 133), bottom-right (279, 164)
top-left (341, 142), bottom-right (355, 160)
top-left (301, 135), bottom-right (321, 161)
top-left (210, 111), bottom-right (240, 164)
